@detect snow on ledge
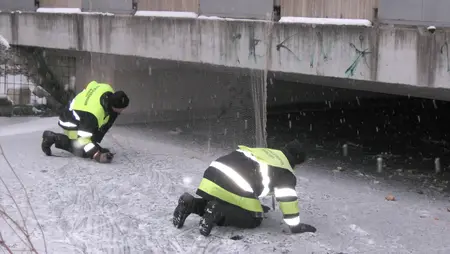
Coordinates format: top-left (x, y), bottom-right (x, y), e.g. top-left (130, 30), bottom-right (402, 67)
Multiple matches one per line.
top-left (197, 15), bottom-right (224, 20)
top-left (197, 15), bottom-right (261, 22)
top-left (0, 34), bottom-right (10, 49)
top-left (134, 11), bottom-right (198, 18)
top-left (36, 8), bottom-right (81, 14)
top-left (80, 12), bottom-right (115, 16)
top-left (279, 17), bottom-right (372, 27)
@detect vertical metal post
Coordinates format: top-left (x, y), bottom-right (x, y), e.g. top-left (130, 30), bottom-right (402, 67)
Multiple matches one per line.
top-left (342, 143), bottom-right (348, 156)
top-left (132, 0), bottom-right (138, 15)
top-left (377, 157), bottom-right (383, 173)
top-left (435, 158), bottom-right (441, 174)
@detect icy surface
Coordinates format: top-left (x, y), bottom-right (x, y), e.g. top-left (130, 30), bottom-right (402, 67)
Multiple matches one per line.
top-left (0, 34), bottom-right (10, 49)
top-left (0, 117), bottom-right (449, 253)
top-left (134, 11), bottom-right (198, 18)
top-left (279, 17), bottom-right (372, 27)
top-left (36, 8), bottom-right (82, 14)
top-left (0, 117), bottom-right (57, 137)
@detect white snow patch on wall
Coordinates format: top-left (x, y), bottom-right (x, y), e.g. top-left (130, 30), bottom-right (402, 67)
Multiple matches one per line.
top-left (197, 15), bottom-right (262, 22)
top-left (80, 12), bottom-right (115, 16)
top-left (279, 17), bottom-right (372, 27)
top-left (134, 11), bottom-right (198, 18)
top-left (0, 34), bottom-right (10, 49)
top-left (36, 8), bottom-right (82, 14)
top-left (197, 15), bottom-right (224, 20)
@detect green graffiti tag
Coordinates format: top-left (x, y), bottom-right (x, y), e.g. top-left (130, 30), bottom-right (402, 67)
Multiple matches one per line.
top-left (345, 36), bottom-right (371, 77)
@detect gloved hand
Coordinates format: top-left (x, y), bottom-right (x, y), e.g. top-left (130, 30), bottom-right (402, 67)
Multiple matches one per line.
top-left (289, 223), bottom-right (317, 234)
top-left (100, 147), bottom-right (111, 153)
top-left (93, 151), bottom-right (114, 163)
top-left (262, 204), bottom-right (271, 213)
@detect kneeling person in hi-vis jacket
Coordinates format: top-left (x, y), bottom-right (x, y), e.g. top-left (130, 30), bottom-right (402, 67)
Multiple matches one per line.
top-left (172, 140), bottom-right (317, 236)
top-left (41, 81), bottom-right (129, 163)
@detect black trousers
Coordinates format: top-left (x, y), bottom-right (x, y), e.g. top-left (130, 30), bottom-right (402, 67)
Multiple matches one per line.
top-left (52, 132), bottom-right (90, 158)
top-left (192, 197), bottom-right (263, 229)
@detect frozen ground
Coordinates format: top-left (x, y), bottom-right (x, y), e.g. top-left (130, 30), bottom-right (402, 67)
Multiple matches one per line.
top-left (0, 117), bottom-right (449, 254)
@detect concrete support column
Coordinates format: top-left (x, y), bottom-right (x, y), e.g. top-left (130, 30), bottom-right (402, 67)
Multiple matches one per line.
top-left (75, 52), bottom-right (116, 91)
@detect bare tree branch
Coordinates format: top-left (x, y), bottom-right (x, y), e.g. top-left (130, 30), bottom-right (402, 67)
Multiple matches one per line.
top-left (0, 233), bottom-right (13, 254)
top-left (0, 143), bottom-right (48, 254)
top-left (0, 208), bottom-right (31, 248)
top-left (0, 209), bottom-right (35, 251)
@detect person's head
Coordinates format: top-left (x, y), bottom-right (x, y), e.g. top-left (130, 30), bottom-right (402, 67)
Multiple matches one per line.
top-left (280, 139), bottom-right (307, 168)
top-left (109, 91), bottom-right (129, 113)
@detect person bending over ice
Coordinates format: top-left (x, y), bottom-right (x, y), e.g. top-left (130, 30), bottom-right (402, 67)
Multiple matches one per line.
top-left (172, 140), bottom-right (317, 236)
top-left (41, 80), bottom-right (129, 163)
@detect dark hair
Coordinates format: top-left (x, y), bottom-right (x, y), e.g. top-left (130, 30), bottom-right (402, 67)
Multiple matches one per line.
top-left (109, 91), bottom-right (129, 109)
top-left (281, 140), bottom-right (307, 167)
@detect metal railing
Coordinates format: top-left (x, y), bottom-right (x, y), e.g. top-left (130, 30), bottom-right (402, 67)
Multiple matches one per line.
top-left (0, 0), bottom-right (379, 21)
top-left (0, 46), bottom-right (76, 116)
top-left (5, 0), bottom-right (450, 27)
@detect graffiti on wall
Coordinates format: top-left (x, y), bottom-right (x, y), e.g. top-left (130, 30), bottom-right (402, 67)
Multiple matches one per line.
top-left (249, 36), bottom-right (262, 63)
top-left (247, 25), bottom-right (265, 63)
top-left (248, 27), bottom-right (373, 78)
top-left (345, 35), bottom-right (371, 77)
top-left (276, 32), bottom-right (302, 62)
top-left (275, 30), bottom-right (336, 65)
top-left (231, 32), bottom-right (242, 64)
top-left (310, 31), bottom-right (333, 68)
top-left (440, 42), bottom-right (450, 72)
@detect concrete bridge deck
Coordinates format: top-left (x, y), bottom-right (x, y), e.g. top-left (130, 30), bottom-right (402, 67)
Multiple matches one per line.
top-left (1, 12), bottom-right (450, 96)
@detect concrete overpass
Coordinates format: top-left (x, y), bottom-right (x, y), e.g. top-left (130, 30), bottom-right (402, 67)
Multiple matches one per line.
top-left (2, 10), bottom-right (450, 98)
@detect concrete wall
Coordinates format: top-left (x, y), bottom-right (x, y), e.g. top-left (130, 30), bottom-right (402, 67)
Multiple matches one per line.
top-left (0, 0), bottom-right (35, 11)
top-left (83, 53), bottom-right (258, 145)
top-left (4, 13), bottom-right (450, 100)
top-left (81, 0), bottom-right (134, 14)
top-left (379, 0), bottom-right (450, 27)
top-left (199, 0), bottom-right (273, 20)
top-left (39, 0), bottom-right (81, 8)
top-left (33, 49), bottom-right (260, 145)
top-left (137, 0), bottom-right (198, 12)
top-left (280, 0), bottom-right (378, 19)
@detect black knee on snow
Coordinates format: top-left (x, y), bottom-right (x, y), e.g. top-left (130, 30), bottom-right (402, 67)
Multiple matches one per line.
top-left (42, 130), bottom-right (55, 139)
top-left (54, 133), bottom-right (71, 150)
top-left (193, 198), bottom-right (208, 216)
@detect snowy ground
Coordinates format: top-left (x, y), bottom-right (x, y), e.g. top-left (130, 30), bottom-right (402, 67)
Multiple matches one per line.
top-left (0, 117), bottom-right (449, 254)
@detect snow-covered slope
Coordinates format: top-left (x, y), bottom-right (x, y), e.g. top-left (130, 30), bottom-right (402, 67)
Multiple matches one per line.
top-left (0, 118), bottom-right (449, 254)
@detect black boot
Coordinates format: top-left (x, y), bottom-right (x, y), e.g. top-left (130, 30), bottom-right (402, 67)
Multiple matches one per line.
top-left (173, 192), bottom-right (195, 229)
top-left (199, 200), bottom-right (222, 236)
top-left (41, 131), bottom-right (56, 156)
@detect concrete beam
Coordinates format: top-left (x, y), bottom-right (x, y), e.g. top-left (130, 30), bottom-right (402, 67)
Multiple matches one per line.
top-left (2, 12), bottom-right (450, 92)
top-left (137, 0), bottom-right (198, 12)
top-left (39, 0), bottom-right (81, 8)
